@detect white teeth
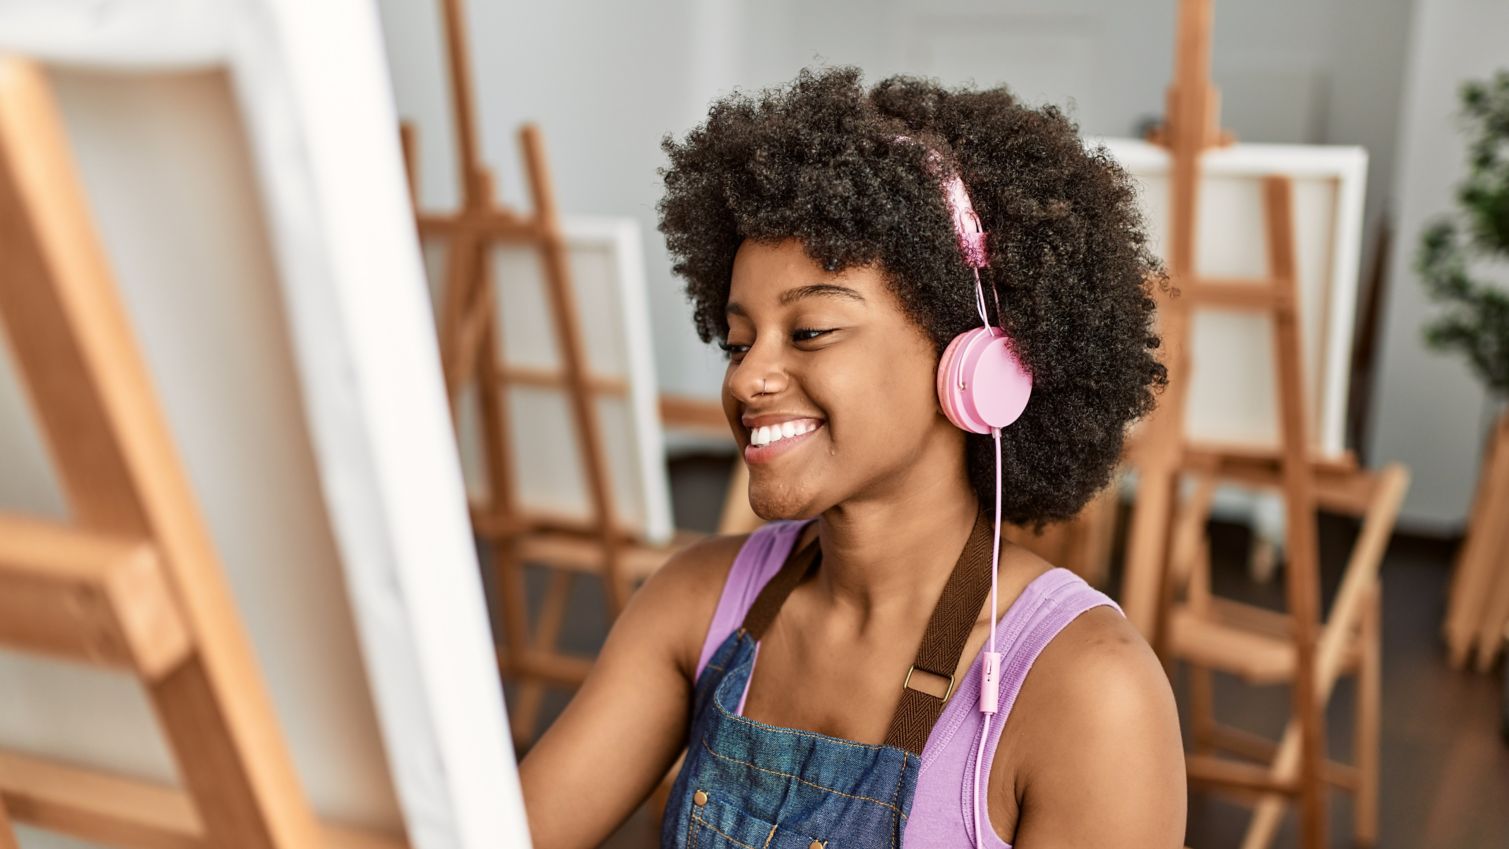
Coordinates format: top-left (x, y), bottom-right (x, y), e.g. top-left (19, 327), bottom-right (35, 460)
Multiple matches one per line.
top-left (750, 420), bottom-right (820, 447)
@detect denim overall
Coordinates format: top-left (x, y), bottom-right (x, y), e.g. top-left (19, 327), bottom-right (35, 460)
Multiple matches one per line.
top-left (661, 513), bottom-right (996, 849)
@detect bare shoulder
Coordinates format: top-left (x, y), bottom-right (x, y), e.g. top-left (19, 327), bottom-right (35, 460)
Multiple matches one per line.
top-left (633, 531), bottom-right (754, 681)
top-left (1007, 604), bottom-right (1187, 847)
top-left (1021, 605), bottom-right (1178, 736)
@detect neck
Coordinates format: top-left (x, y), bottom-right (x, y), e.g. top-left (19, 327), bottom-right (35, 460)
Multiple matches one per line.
top-left (813, 465), bottom-right (981, 628)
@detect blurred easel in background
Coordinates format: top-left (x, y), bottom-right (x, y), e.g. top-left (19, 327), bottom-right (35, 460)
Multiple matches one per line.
top-left (1112, 2), bottom-right (1410, 848)
top-left (0, 56), bottom-right (398, 849)
top-left (398, 0), bottom-right (759, 748)
top-left (1443, 411), bottom-right (1509, 673)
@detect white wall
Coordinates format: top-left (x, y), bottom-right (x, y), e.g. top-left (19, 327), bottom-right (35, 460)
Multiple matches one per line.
top-left (376, 0), bottom-right (1411, 387)
top-left (375, 0), bottom-right (1449, 519)
top-left (1368, 0), bottom-right (1509, 533)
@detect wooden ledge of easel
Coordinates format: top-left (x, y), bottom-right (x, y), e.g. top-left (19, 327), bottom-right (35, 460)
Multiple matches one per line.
top-left (514, 528), bottom-right (703, 582)
top-left (0, 748), bottom-right (405, 849)
top-left (1185, 753), bottom-right (1302, 797)
top-left (463, 371), bottom-right (725, 430)
top-left (1181, 442), bottom-right (1381, 515)
top-left (659, 394), bottom-right (729, 436)
top-left (1194, 722), bottom-right (1362, 792)
top-left (416, 210), bottom-right (542, 242)
top-left (0, 515), bottom-right (190, 680)
top-left (1168, 605), bottom-right (1362, 686)
top-left (472, 507), bottom-right (700, 547)
top-left (498, 647), bottom-right (594, 689)
top-left (1185, 278), bottom-right (1294, 312)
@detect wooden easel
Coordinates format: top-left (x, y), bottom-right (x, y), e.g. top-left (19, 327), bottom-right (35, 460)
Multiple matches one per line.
top-left (1155, 178), bottom-right (1408, 844)
top-left (400, 0), bottom-right (749, 745)
top-left (1116, 3), bottom-right (1410, 847)
top-left (0, 56), bottom-right (400, 849)
top-left (1443, 409), bottom-right (1509, 671)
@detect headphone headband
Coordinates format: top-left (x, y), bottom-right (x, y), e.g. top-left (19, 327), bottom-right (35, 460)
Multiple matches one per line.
top-left (893, 134), bottom-right (990, 269)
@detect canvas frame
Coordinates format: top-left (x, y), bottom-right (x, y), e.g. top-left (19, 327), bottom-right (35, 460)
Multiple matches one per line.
top-left (0, 2), bottom-right (527, 848)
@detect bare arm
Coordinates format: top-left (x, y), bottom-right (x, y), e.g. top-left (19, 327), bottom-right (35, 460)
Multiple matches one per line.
top-left (1009, 608), bottom-right (1187, 848)
top-left (517, 535), bottom-right (745, 849)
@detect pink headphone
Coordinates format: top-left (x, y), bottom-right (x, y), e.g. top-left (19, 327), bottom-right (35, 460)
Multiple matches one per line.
top-left (898, 134), bottom-right (1030, 848)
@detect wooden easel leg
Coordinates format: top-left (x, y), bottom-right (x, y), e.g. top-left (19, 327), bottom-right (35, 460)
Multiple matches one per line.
top-left (437, 230), bottom-right (481, 395)
top-left (149, 659), bottom-right (297, 848)
top-left (0, 791), bottom-right (18, 849)
top-left (717, 457), bottom-right (762, 535)
top-left (475, 308), bottom-right (519, 530)
top-left (1185, 538), bottom-right (1216, 752)
top-left (1472, 486), bottom-right (1509, 671)
top-left (451, 269), bottom-right (497, 402)
top-left (1354, 582), bottom-right (1381, 848)
top-left (1263, 175), bottom-right (1327, 849)
top-left (1187, 662), bottom-right (1215, 753)
top-left (1445, 414), bottom-right (1509, 668)
top-left (398, 120), bottom-right (419, 213)
top-left (1078, 482), bottom-right (1120, 589)
top-left (509, 570), bottom-right (575, 745)
top-left (519, 125), bottom-right (627, 619)
top-left (1241, 799), bottom-right (1283, 849)
top-left (1123, 469), bottom-right (1177, 640)
top-left (1240, 712), bottom-right (1311, 849)
top-left (494, 549), bottom-right (534, 746)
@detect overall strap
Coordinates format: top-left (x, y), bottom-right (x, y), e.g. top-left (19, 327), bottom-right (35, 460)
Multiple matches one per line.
top-left (741, 532), bottom-right (821, 639)
top-left (735, 512), bottom-right (996, 755)
top-left (884, 511), bottom-right (993, 753)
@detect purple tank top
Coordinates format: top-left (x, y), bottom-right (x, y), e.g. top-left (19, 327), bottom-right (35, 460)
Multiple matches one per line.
top-left (694, 520), bottom-right (1123, 848)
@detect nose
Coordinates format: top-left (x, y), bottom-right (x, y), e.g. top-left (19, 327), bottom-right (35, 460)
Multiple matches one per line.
top-left (725, 339), bottom-right (789, 406)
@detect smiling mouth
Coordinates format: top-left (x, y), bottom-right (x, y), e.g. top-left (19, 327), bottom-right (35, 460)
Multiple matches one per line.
top-left (742, 418), bottom-right (825, 464)
top-left (748, 419), bottom-right (821, 448)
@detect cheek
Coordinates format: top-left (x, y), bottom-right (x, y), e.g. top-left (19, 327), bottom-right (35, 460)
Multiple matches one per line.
top-left (824, 340), bottom-right (941, 443)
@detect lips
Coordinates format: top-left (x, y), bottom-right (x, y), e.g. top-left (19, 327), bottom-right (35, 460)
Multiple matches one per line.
top-left (740, 415), bottom-right (825, 464)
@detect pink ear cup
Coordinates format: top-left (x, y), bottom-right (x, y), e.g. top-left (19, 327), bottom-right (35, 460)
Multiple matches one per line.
top-left (936, 326), bottom-right (1033, 434)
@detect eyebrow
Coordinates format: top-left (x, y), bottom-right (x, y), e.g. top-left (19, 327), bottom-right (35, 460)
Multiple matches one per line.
top-left (726, 283), bottom-right (866, 317)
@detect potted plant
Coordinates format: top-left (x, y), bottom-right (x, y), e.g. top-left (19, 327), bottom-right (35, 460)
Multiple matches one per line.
top-left (1418, 70), bottom-right (1509, 400)
top-left (1417, 70), bottom-right (1509, 737)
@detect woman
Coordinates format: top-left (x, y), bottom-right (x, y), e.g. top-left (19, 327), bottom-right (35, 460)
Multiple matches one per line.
top-left (520, 67), bottom-right (1186, 848)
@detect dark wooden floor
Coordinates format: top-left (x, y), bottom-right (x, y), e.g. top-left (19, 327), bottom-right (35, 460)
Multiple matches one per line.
top-left (493, 456), bottom-right (1509, 848)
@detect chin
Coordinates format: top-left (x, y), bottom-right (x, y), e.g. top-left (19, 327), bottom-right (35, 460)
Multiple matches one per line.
top-left (746, 479), bottom-right (825, 522)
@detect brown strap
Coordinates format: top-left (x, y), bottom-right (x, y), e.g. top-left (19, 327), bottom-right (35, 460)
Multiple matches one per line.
top-left (742, 530), bottom-right (822, 639)
top-left (736, 513), bottom-right (996, 755)
top-left (884, 511), bottom-right (994, 753)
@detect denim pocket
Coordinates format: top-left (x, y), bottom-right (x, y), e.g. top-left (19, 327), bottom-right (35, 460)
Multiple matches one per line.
top-left (686, 789), bottom-right (828, 849)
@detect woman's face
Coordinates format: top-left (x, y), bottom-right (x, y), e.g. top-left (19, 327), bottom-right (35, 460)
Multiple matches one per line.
top-left (722, 238), bottom-right (965, 519)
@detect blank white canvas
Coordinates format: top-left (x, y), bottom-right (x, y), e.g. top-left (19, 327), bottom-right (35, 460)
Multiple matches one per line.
top-left (1101, 138), bottom-right (1368, 459)
top-left (423, 216), bottom-right (675, 545)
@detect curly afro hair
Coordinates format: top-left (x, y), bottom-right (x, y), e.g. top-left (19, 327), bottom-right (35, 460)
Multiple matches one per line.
top-left (657, 66), bottom-right (1167, 527)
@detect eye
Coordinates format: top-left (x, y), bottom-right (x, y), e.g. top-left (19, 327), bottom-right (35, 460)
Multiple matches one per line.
top-left (718, 328), bottom-right (834, 361)
top-left (793, 328), bottom-right (834, 343)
